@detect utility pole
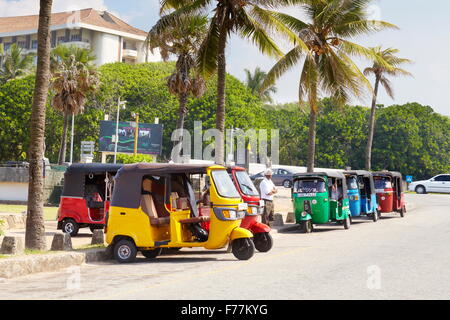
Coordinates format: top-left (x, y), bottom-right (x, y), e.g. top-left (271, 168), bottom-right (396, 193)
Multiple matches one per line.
top-left (114, 98), bottom-right (127, 164)
top-left (134, 113), bottom-right (139, 155)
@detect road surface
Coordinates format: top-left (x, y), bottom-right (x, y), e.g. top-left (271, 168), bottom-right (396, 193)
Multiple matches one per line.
top-left (1, 194), bottom-right (449, 300)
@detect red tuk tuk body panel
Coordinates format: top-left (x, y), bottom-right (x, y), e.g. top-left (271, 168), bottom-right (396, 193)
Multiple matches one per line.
top-left (228, 167), bottom-right (271, 235)
top-left (376, 189), bottom-right (394, 213)
top-left (58, 197), bottom-right (108, 224)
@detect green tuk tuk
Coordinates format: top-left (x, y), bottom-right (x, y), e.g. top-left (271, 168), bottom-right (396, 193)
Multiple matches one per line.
top-left (292, 172), bottom-right (351, 233)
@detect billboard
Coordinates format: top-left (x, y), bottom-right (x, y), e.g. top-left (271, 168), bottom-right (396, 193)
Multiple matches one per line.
top-left (99, 121), bottom-right (163, 155)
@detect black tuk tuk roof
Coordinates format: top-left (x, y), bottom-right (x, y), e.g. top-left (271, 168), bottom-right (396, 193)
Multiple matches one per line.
top-left (111, 163), bottom-right (221, 209)
top-left (372, 171), bottom-right (403, 179)
top-left (293, 171), bottom-right (345, 179)
top-left (62, 163), bottom-right (123, 197)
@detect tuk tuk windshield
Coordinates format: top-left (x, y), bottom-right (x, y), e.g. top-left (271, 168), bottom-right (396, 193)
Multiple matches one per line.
top-left (293, 179), bottom-right (326, 193)
top-left (211, 169), bottom-right (241, 198)
top-left (346, 176), bottom-right (359, 190)
top-left (374, 177), bottom-right (392, 189)
top-left (235, 171), bottom-right (259, 196)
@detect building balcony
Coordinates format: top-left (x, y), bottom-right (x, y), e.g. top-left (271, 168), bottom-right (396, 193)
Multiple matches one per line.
top-left (59, 40), bottom-right (91, 49)
top-left (123, 48), bottom-right (138, 58)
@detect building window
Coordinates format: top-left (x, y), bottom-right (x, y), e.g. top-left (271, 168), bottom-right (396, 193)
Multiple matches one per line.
top-left (57, 36), bottom-right (66, 44)
top-left (4, 43), bottom-right (11, 51)
top-left (17, 41), bottom-right (27, 49)
top-left (70, 34), bottom-right (82, 42)
top-left (31, 40), bottom-right (38, 49)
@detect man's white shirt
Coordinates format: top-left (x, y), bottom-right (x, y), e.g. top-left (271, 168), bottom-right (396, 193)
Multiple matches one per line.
top-left (260, 177), bottom-right (276, 201)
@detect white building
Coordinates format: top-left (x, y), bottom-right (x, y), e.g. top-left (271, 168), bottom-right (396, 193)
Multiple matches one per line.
top-left (0, 8), bottom-right (160, 65)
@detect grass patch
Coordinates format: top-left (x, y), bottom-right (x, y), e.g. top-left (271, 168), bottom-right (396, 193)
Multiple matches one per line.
top-left (0, 204), bottom-right (58, 221)
top-left (75, 244), bottom-right (105, 250)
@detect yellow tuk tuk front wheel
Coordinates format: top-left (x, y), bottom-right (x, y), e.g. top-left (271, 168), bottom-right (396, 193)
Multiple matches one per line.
top-left (231, 238), bottom-right (255, 260)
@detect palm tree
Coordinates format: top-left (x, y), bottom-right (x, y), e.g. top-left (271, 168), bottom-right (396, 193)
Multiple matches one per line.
top-left (364, 46), bottom-right (412, 170)
top-left (244, 67), bottom-right (277, 103)
top-left (50, 45), bottom-right (98, 164)
top-left (158, 0), bottom-right (298, 164)
top-left (262, 0), bottom-right (397, 172)
top-left (0, 43), bottom-right (35, 83)
top-left (148, 14), bottom-right (208, 156)
top-left (25, 0), bottom-right (53, 251)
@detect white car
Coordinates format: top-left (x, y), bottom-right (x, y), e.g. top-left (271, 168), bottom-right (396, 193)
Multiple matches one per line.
top-left (408, 174), bottom-right (450, 194)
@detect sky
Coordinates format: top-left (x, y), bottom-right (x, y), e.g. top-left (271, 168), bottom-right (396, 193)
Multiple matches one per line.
top-left (1, 0), bottom-right (450, 116)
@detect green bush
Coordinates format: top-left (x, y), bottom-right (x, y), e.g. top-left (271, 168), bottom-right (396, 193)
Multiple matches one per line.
top-left (115, 154), bottom-right (155, 164)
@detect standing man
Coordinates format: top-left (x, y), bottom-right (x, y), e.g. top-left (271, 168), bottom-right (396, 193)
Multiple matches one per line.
top-left (260, 168), bottom-right (277, 225)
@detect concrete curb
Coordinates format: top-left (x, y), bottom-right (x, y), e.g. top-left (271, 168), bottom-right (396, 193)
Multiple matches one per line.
top-left (0, 248), bottom-right (110, 279)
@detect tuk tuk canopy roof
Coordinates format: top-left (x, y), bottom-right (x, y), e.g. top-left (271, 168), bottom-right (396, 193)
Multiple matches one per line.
top-left (62, 163), bottom-right (123, 197)
top-left (293, 171), bottom-right (345, 179)
top-left (111, 163), bottom-right (223, 209)
top-left (372, 171), bottom-right (403, 179)
top-left (344, 170), bottom-right (372, 177)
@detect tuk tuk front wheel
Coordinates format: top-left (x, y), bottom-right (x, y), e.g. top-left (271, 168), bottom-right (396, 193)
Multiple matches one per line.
top-left (343, 216), bottom-right (351, 230)
top-left (62, 219), bottom-right (79, 237)
top-left (400, 206), bottom-right (406, 218)
top-left (253, 232), bottom-right (273, 253)
top-left (372, 210), bottom-right (379, 222)
top-left (114, 239), bottom-right (137, 263)
top-left (141, 248), bottom-right (162, 259)
top-left (232, 238), bottom-right (255, 260)
top-left (301, 220), bottom-right (313, 233)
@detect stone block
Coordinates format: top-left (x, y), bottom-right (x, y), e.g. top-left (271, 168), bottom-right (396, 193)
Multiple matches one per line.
top-left (286, 212), bottom-right (295, 223)
top-left (91, 229), bottom-right (104, 245)
top-left (272, 213), bottom-right (284, 227)
top-left (50, 232), bottom-right (72, 251)
top-left (0, 236), bottom-right (25, 255)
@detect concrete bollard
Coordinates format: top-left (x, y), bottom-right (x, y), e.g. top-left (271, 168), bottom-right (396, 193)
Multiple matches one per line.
top-left (91, 229), bottom-right (105, 245)
top-left (272, 213), bottom-right (284, 227)
top-left (50, 232), bottom-right (73, 251)
top-left (0, 236), bottom-right (25, 255)
top-left (286, 212), bottom-right (295, 223)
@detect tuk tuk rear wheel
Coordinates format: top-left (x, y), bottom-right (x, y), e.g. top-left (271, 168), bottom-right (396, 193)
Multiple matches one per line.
top-left (114, 239), bottom-right (137, 263)
top-left (301, 220), bottom-right (313, 233)
top-left (62, 219), bottom-right (79, 237)
top-left (232, 238), bottom-right (255, 260)
top-left (141, 248), bottom-right (162, 259)
top-left (372, 210), bottom-right (379, 222)
top-left (400, 206), bottom-right (406, 218)
top-left (253, 232), bottom-right (273, 253)
top-left (343, 216), bottom-right (351, 230)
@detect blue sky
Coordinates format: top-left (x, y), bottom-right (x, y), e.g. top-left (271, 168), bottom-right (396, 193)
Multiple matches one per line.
top-left (1, 0), bottom-right (450, 116)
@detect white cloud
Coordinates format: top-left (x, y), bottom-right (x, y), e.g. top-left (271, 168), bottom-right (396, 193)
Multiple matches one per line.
top-left (0, 0), bottom-right (108, 17)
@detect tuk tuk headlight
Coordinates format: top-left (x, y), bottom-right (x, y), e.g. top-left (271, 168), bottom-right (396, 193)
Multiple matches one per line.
top-left (248, 207), bottom-right (258, 215)
top-left (312, 200), bottom-right (317, 205)
top-left (223, 210), bottom-right (237, 219)
top-left (259, 200), bottom-right (265, 207)
top-left (301, 211), bottom-right (307, 217)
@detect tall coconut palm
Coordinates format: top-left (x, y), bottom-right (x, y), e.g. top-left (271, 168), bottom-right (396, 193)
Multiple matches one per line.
top-left (25, 0), bottom-right (53, 251)
top-left (147, 13), bottom-right (208, 156)
top-left (245, 67), bottom-right (277, 103)
top-left (0, 43), bottom-right (35, 83)
top-left (364, 46), bottom-right (412, 170)
top-left (50, 45), bottom-right (98, 164)
top-left (159, 0), bottom-right (299, 164)
top-left (262, 0), bottom-right (397, 172)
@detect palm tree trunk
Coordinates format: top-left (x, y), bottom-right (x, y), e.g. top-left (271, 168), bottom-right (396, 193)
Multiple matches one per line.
top-left (306, 108), bottom-right (318, 173)
top-left (25, 0), bottom-right (53, 251)
top-left (365, 76), bottom-right (380, 171)
top-left (215, 28), bottom-right (227, 165)
top-left (58, 112), bottom-right (69, 164)
top-left (172, 92), bottom-right (188, 159)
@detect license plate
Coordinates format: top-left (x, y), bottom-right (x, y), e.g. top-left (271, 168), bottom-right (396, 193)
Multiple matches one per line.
top-left (297, 193), bottom-right (316, 197)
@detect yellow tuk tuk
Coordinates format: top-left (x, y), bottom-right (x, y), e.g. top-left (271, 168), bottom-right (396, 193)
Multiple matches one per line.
top-left (105, 163), bottom-right (255, 262)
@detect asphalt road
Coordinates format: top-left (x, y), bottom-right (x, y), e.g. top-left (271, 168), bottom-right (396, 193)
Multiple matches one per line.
top-left (1, 193), bottom-right (449, 300)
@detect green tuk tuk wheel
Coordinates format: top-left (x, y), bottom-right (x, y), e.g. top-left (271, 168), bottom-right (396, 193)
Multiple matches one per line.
top-left (343, 216), bottom-right (351, 230)
top-left (301, 220), bottom-right (313, 233)
top-left (253, 232), bottom-right (273, 253)
top-left (141, 248), bottom-right (162, 259)
top-left (232, 238), bottom-right (255, 260)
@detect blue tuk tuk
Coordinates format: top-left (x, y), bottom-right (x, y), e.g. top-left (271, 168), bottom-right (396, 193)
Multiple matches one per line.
top-left (344, 170), bottom-right (380, 222)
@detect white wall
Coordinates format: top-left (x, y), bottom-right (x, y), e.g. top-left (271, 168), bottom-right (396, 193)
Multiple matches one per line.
top-left (0, 182), bottom-right (28, 201)
top-left (91, 31), bottom-right (120, 65)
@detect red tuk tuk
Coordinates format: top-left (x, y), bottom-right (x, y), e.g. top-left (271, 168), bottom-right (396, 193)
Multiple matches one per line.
top-left (57, 163), bottom-right (122, 236)
top-left (227, 166), bottom-right (273, 252)
top-left (372, 171), bottom-right (406, 217)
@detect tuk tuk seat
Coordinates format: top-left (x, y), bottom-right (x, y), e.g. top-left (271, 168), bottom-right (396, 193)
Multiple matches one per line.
top-left (179, 216), bottom-right (210, 224)
top-left (141, 179), bottom-right (170, 227)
